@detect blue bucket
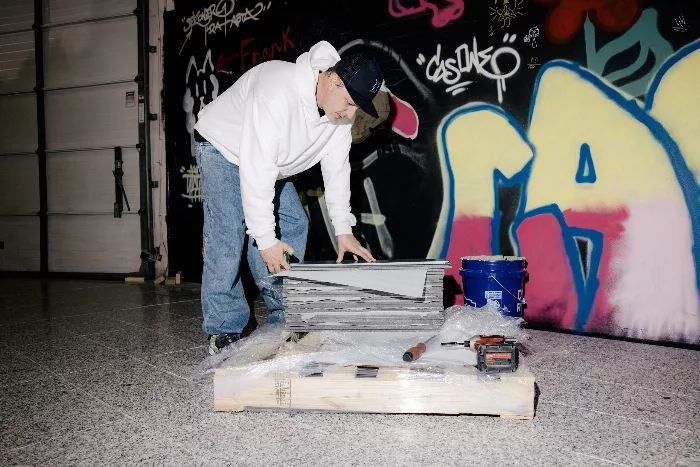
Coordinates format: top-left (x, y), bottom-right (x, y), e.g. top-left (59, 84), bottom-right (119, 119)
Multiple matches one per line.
top-left (459, 256), bottom-right (528, 318)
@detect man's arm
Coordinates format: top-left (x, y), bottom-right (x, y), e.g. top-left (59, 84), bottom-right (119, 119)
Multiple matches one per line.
top-left (238, 95), bottom-right (282, 251)
top-left (239, 94), bottom-right (297, 273)
top-left (320, 130), bottom-right (375, 263)
top-left (319, 130), bottom-right (355, 236)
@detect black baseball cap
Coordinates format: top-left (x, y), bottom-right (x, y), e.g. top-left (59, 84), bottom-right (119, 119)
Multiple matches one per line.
top-left (334, 54), bottom-right (383, 118)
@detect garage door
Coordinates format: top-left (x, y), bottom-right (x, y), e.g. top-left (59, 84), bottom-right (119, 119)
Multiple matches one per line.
top-left (0, 0), bottom-right (39, 272)
top-left (0, 0), bottom-right (154, 276)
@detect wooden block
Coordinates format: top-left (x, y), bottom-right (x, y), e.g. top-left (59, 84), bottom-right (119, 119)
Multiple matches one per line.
top-left (175, 271), bottom-right (182, 284)
top-left (215, 364), bottom-right (535, 418)
top-left (154, 275), bottom-right (166, 285)
top-left (125, 277), bottom-right (145, 283)
top-left (165, 278), bottom-right (177, 285)
top-left (213, 333), bottom-right (535, 418)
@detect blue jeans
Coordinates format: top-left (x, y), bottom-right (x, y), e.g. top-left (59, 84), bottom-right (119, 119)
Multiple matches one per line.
top-left (195, 141), bottom-right (308, 335)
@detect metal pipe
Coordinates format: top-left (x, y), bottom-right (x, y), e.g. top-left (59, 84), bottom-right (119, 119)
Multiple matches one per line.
top-left (135, 0), bottom-right (155, 280)
top-left (114, 146), bottom-right (124, 218)
top-left (46, 145), bottom-right (137, 154)
top-left (0, 210), bottom-right (141, 217)
top-left (0, 270), bottom-right (138, 281)
top-left (44, 78), bottom-right (135, 93)
top-left (42, 13), bottom-right (133, 30)
top-left (0, 151), bottom-right (37, 157)
top-left (34, 0), bottom-right (48, 276)
top-left (47, 211), bottom-right (139, 216)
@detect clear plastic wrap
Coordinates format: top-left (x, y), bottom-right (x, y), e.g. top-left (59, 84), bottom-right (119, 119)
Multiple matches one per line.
top-left (204, 302), bottom-right (536, 418)
top-left (255, 273), bottom-right (284, 305)
top-left (441, 301), bottom-right (529, 342)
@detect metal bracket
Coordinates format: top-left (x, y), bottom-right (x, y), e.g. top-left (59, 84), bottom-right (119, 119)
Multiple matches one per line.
top-left (140, 247), bottom-right (162, 263)
top-left (148, 113), bottom-right (157, 121)
top-left (113, 147), bottom-right (131, 218)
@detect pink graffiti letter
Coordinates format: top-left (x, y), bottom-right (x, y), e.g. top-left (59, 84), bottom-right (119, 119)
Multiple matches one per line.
top-left (388, 0), bottom-right (465, 27)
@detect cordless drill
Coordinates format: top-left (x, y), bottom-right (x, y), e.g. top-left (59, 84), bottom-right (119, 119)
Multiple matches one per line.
top-left (442, 335), bottom-right (520, 373)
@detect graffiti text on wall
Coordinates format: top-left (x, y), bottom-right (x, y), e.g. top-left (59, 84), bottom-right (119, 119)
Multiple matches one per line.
top-left (417, 34), bottom-right (521, 102)
top-left (180, 0), bottom-right (273, 54)
top-left (673, 15), bottom-right (687, 32)
top-left (215, 26), bottom-right (294, 74)
top-left (433, 40), bottom-right (700, 343)
top-left (181, 165), bottom-right (202, 207)
top-left (163, 0), bottom-right (700, 345)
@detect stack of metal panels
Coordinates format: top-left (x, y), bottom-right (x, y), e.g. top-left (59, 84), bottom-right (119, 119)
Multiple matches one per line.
top-left (281, 260), bottom-right (451, 331)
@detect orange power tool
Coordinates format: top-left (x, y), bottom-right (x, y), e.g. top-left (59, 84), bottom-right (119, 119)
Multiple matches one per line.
top-left (441, 334), bottom-right (519, 373)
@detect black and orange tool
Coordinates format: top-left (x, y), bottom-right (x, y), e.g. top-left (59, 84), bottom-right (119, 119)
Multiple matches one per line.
top-left (466, 335), bottom-right (510, 352)
top-left (442, 334), bottom-right (519, 373)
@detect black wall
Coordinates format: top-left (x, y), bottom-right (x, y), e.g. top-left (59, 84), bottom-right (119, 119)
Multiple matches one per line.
top-left (163, 0), bottom-right (696, 283)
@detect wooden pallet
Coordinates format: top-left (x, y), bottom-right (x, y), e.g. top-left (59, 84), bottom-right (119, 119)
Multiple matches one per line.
top-left (213, 333), bottom-right (535, 418)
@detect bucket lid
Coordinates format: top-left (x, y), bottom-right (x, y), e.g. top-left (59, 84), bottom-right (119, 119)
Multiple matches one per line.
top-left (460, 255), bottom-right (526, 261)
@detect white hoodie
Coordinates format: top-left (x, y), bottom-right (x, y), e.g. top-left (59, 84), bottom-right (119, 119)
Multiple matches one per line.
top-left (194, 41), bottom-right (356, 251)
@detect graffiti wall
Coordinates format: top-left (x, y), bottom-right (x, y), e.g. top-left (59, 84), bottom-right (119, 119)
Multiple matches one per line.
top-left (163, 0), bottom-right (700, 344)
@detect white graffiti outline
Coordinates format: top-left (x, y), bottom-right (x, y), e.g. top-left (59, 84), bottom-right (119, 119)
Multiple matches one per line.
top-left (180, 0), bottom-right (272, 55)
top-left (489, 0), bottom-right (524, 28)
top-left (180, 165), bottom-right (202, 207)
top-left (306, 188), bottom-right (338, 254)
top-left (362, 177), bottom-right (394, 258)
top-left (524, 26), bottom-right (539, 48)
top-left (420, 34), bottom-right (520, 103)
top-left (184, 49), bottom-right (219, 158)
top-left (673, 15), bottom-right (687, 32)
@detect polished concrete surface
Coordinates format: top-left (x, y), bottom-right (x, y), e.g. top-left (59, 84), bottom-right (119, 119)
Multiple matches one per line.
top-left (1, 278), bottom-right (698, 466)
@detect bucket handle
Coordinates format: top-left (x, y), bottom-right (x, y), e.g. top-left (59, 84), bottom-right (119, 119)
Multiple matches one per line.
top-left (489, 274), bottom-right (526, 305)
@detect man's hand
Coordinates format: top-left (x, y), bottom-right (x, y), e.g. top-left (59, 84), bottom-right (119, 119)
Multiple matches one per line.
top-left (336, 234), bottom-right (375, 263)
top-left (260, 241), bottom-right (295, 274)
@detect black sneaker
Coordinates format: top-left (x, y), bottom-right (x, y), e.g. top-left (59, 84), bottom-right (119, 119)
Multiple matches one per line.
top-left (208, 333), bottom-right (241, 355)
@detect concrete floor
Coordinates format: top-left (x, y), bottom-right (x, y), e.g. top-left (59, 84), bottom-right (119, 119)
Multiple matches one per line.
top-left (0, 278), bottom-right (698, 467)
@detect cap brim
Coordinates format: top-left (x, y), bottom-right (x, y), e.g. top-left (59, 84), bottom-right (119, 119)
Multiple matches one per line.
top-left (346, 85), bottom-right (379, 119)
